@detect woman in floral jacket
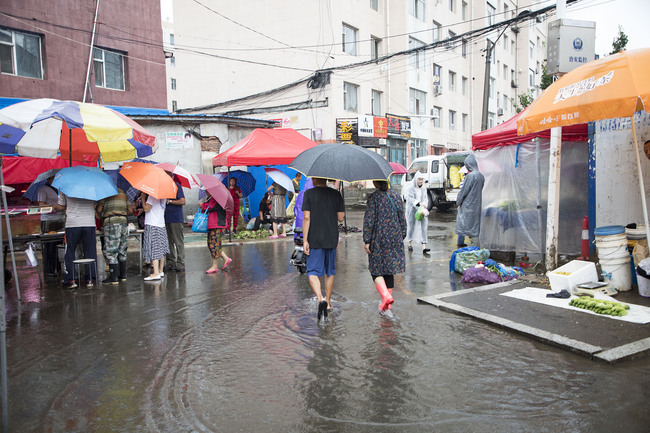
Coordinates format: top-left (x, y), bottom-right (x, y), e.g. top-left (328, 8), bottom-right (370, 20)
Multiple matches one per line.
top-left (363, 180), bottom-right (407, 317)
top-left (201, 192), bottom-right (232, 274)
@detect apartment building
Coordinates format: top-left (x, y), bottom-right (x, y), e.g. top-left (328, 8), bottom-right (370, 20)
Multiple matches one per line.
top-left (0, 0), bottom-right (167, 108)
top-left (166, 0), bottom-right (548, 167)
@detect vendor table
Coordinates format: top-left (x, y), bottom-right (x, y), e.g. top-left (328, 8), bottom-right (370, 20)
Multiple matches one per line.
top-left (3, 229), bottom-right (144, 284)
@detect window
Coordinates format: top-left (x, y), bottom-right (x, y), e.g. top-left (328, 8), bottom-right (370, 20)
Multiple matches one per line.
top-left (410, 0), bottom-right (425, 21)
top-left (342, 23), bottom-right (357, 55)
top-left (511, 69), bottom-right (515, 82)
top-left (503, 35), bottom-right (508, 50)
top-left (449, 0), bottom-right (456, 13)
top-left (462, 113), bottom-right (468, 132)
top-left (497, 91), bottom-right (501, 108)
top-left (170, 56), bottom-right (175, 66)
top-left (503, 64), bottom-right (508, 79)
top-left (171, 78), bottom-right (176, 90)
top-left (448, 71), bottom-right (456, 92)
top-left (371, 37), bottom-right (381, 61)
top-left (432, 21), bottom-right (442, 42)
top-left (411, 138), bottom-right (427, 161)
top-left (503, 94), bottom-right (509, 112)
top-left (0, 27), bottom-right (43, 78)
top-left (448, 31), bottom-right (457, 52)
top-left (172, 100), bottom-right (177, 112)
top-left (449, 110), bottom-right (456, 130)
top-left (488, 112), bottom-right (495, 128)
top-left (93, 47), bottom-right (125, 90)
top-left (489, 78), bottom-right (495, 98)
top-left (462, 76), bottom-right (468, 95)
top-left (409, 88), bottom-right (426, 115)
top-left (462, 1), bottom-right (468, 20)
top-left (487, 2), bottom-right (496, 26)
top-left (462, 39), bottom-right (467, 58)
top-left (343, 82), bottom-right (358, 111)
top-left (511, 39), bottom-right (515, 55)
top-left (529, 41), bottom-right (535, 59)
top-left (504, 3), bottom-right (509, 18)
top-left (169, 33), bottom-right (175, 45)
top-left (372, 90), bottom-right (382, 116)
top-left (433, 64), bottom-right (442, 85)
top-left (409, 37), bottom-right (425, 70)
top-left (529, 69), bottom-right (535, 87)
top-left (370, 0), bottom-right (378, 10)
top-left (432, 106), bottom-right (442, 127)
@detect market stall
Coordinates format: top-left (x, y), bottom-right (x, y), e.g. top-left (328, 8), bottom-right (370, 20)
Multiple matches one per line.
top-left (472, 110), bottom-right (588, 259)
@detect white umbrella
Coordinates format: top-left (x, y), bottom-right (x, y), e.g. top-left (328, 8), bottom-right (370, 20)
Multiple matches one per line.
top-left (264, 168), bottom-right (294, 192)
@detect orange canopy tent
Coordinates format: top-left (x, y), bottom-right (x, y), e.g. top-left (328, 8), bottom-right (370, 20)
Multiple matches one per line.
top-left (212, 128), bottom-right (318, 167)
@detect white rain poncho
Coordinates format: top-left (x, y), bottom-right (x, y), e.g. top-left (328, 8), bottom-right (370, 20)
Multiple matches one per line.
top-left (405, 172), bottom-right (429, 244)
top-left (456, 154), bottom-right (484, 238)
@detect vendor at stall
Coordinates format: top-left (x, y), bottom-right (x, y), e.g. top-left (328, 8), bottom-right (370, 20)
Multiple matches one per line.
top-left (38, 178), bottom-right (65, 277)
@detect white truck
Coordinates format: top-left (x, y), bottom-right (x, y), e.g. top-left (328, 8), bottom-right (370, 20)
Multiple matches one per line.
top-left (401, 151), bottom-right (470, 211)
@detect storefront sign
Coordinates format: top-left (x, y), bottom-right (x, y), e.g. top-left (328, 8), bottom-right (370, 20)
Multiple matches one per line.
top-left (166, 132), bottom-right (193, 149)
top-left (386, 114), bottom-right (411, 139)
top-left (373, 117), bottom-right (388, 138)
top-left (358, 115), bottom-right (374, 137)
top-left (336, 118), bottom-right (358, 145)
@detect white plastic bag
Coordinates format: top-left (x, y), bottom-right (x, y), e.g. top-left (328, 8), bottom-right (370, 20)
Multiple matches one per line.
top-left (25, 242), bottom-right (38, 267)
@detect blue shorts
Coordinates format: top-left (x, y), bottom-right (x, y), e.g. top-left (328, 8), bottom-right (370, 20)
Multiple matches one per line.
top-left (306, 248), bottom-right (337, 277)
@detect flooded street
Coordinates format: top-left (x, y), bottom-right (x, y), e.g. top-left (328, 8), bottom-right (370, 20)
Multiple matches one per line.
top-left (4, 209), bottom-right (650, 432)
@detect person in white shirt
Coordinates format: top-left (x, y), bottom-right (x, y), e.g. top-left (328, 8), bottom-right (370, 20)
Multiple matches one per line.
top-left (142, 193), bottom-right (170, 281)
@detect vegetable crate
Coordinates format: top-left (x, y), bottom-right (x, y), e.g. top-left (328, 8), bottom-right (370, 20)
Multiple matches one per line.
top-left (547, 260), bottom-right (598, 292)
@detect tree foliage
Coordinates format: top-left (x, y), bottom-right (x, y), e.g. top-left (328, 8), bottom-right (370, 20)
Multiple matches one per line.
top-left (610, 26), bottom-right (629, 55)
top-left (540, 63), bottom-right (553, 91)
top-left (511, 90), bottom-right (535, 113)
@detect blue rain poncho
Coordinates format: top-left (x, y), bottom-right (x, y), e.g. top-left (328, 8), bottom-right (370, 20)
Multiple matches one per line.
top-left (456, 154), bottom-right (485, 238)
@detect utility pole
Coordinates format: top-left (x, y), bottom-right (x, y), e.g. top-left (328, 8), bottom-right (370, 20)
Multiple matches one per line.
top-left (480, 39), bottom-right (495, 131)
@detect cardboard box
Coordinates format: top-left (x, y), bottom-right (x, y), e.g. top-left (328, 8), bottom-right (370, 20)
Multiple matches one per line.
top-left (547, 260), bottom-right (599, 292)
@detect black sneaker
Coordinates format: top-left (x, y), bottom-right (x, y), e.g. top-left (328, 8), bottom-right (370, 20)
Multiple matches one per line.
top-left (63, 281), bottom-right (77, 290)
top-left (408, 245), bottom-right (413, 252)
top-left (317, 300), bottom-right (328, 321)
top-left (422, 248), bottom-right (431, 254)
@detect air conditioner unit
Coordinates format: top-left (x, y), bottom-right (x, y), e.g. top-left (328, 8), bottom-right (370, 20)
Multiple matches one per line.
top-left (430, 108), bottom-right (439, 118)
top-left (433, 85), bottom-right (443, 96)
top-left (511, 80), bottom-right (518, 88)
top-left (497, 108), bottom-right (504, 116)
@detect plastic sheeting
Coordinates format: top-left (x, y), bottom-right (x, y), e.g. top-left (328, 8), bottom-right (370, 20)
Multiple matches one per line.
top-left (476, 139), bottom-right (588, 256)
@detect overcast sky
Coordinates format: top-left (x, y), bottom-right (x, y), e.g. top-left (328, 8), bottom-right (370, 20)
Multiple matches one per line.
top-left (564, 0), bottom-right (649, 56)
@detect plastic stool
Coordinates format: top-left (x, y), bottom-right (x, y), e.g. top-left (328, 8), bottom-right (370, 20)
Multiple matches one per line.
top-left (73, 258), bottom-right (98, 287)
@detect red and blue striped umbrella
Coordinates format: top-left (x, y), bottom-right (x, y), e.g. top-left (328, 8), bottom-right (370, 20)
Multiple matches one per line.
top-left (0, 98), bottom-right (157, 163)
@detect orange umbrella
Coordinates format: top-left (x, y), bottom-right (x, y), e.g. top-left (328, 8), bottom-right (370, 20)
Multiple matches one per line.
top-left (517, 48), bottom-right (650, 134)
top-left (119, 161), bottom-right (178, 199)
top-left (517, 48), bottom-right (650, 243)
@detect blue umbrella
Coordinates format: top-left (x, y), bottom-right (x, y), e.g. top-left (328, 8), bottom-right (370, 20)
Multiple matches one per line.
top-left (199, 170), bottom-right (256, 199)
top-left (23, 168), bottom-right (60, 201)
top-left (52, 166), bottom-right (117, 201)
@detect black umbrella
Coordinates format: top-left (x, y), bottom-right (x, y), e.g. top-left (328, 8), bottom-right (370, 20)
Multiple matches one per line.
top-left (289, 143), bottom-right (393, 182)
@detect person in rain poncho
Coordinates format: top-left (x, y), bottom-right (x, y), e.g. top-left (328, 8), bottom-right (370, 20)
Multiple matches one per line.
top-left (404, 171), bottom-right (430, 254)
top-left (455, 154), bottom-right (484, 245)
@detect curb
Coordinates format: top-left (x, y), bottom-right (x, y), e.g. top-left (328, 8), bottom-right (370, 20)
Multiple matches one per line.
top-left (418, 282), bottom-right (650, 364)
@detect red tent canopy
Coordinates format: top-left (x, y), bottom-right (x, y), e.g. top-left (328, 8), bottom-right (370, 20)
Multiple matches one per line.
top-left (472, 109), bottom-right (588, 150)
top-left (1, 155), bottom-right (95, 184)
top-left (212, 128), bottom-right (318, 167)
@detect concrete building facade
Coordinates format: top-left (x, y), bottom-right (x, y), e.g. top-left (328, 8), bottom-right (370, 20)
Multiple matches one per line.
top-left (165, 0), bottom-right (548, 167)
top-left (0, 0), bottom-right (167, 108)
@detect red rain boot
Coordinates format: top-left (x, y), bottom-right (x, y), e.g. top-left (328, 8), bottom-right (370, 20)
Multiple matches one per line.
top-left (387, 289), bottom-right (393, 310)
top-left (376, 280), bottom-right (394, 311)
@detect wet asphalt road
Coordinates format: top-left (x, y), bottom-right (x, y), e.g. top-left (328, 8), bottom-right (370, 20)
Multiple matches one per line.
top-left (2, 208), bottom-right (649, 432)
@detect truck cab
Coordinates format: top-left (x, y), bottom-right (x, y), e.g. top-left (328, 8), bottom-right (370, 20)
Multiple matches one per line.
top-left (402, 151), bottom-right (470, 211)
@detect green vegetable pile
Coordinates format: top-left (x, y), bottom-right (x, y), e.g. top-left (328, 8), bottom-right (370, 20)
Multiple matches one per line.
top-left (232, 229), bottom-right (276, 240)
top-left (569, 296), bottom-right (630, 317)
